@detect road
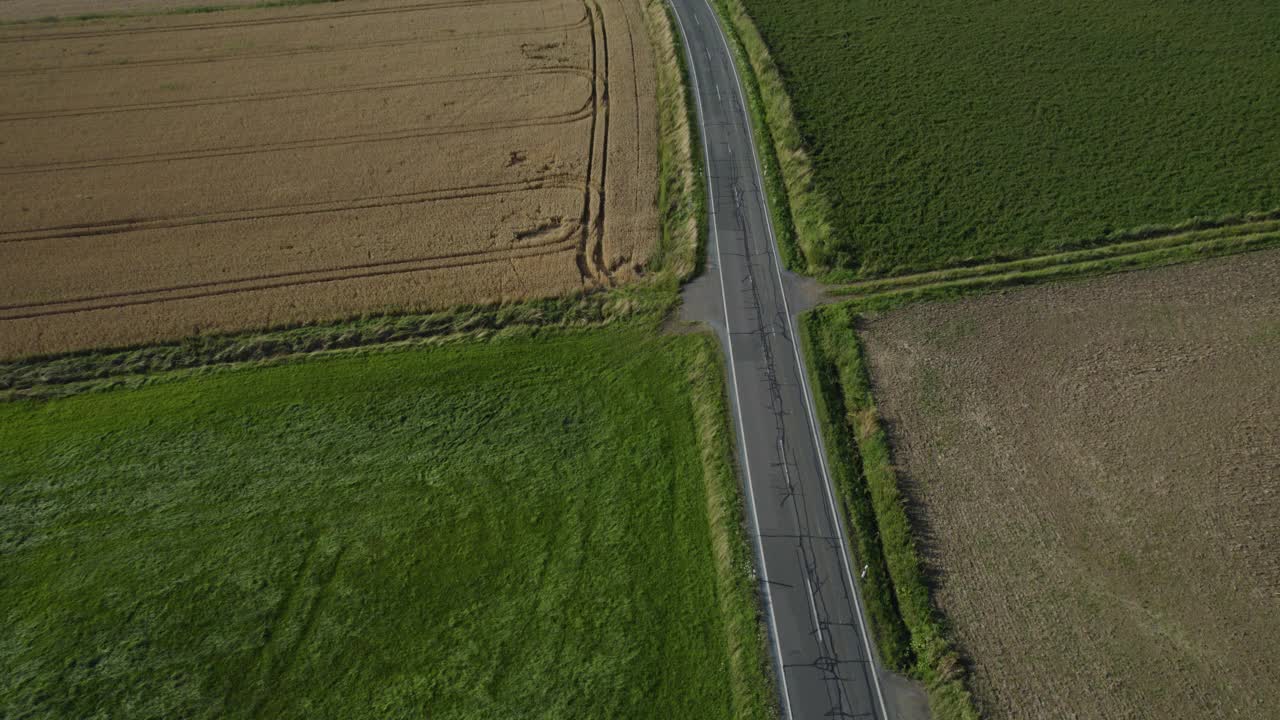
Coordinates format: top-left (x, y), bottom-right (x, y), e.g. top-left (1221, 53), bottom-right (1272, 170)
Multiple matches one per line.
top-left (667, 1), bottom-right (925, 718)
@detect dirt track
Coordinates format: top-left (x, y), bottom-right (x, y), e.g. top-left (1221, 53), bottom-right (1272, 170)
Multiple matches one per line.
top-left (0, 0), bottom-right (657, 357)
top-left (860, 250), bottom-right (1280, 718)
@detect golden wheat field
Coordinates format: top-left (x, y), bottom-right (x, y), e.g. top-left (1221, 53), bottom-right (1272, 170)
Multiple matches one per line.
top-left (0, 0), bottom-right (657, 357)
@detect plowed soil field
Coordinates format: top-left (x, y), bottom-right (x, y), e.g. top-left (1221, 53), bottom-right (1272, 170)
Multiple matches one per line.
top-left (0, 0), bottom-right (657, 357)
top-left (859, 251), bottom-right (1280, 718)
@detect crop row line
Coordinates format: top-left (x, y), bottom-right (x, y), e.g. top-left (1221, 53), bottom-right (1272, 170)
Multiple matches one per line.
top-left (3, 175), bottom-right (584, 243)
top-left (0, 0), bottom-right (546, 42)
top-left (0, 105), bottom-right (593, 176)
top-left (0, 13), bottom-right (589, 76)
top-left (0, 232), bottom-right (581, 321)
top-left (0, 67), bottom-right (590, 121)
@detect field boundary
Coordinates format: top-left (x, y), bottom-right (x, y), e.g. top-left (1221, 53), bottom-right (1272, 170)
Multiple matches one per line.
top-left (802, 305), bottom-right (979, 720)
top-left (703, 0), bottom-right (799, 271)
top-left (645, 0), bottom-right (705, 282)
top-left (831, 214), bottom-right (1280, 312)
top-left (708, 0), bottom-right (836, 273)
top-left (684, 333), bottom-right (776, 719)
top-left (0, 294), bottom-right (611, 399)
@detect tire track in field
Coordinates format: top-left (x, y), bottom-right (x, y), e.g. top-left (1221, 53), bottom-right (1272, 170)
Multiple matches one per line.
top-left (0, 233), bottom-right (582, 320)
top-left (0, 13), bottom-right (589, 76)
top-left (576, 0), bottom-right (610, 286)
top-left (0, 66), bottom-right (589, 121)
top-left (245, 545), bottom-right (345, 719)
top-left (222, 533), bottom-right (321, 713)
top-left (1, 176), bottom-right (584, 243)
top-left (1, 209), bottom-right (581, 312)
top-left (0, 0), bottom-right (546, 42)
top-left (0, 102), bottom-right (594, 175)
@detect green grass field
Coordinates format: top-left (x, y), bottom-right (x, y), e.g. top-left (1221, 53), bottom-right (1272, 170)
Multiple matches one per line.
top-left (740, 0), bottom-right (1280, 277)
top-left (1, 329), bottom-right (769, 719)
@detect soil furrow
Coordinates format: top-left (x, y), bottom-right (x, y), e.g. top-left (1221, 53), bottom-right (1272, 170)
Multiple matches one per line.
top-left (0, 13), bottom-right (590, 76)
top-left (0, 66), bottom-right (589, 121)
top-left (0, 236), bottom-right (582, 320)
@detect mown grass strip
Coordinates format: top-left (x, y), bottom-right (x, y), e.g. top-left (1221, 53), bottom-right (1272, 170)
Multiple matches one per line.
top-left (647, 0), bottom-right (706, 283)
top-left (684, 334), bottom-right (777, 719)
top-left (0, 286), bottom-right (674, 400)
top-left (834, 212), bottom-right (1280, 298)
top-left (701, 0), bottom-right (798, 271)
top-left (803, 306), bottom-right (979, 720)
top-left (798, 314), bottom-right (912, 670)
top-left (847, 227), bottom-right (1280, 314)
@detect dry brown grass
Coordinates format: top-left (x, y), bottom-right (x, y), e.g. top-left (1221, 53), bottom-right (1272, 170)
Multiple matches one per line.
top-left (0, 0), bottom-right (657, 358)
top-left (859, 250), bottom-right (1280, 719)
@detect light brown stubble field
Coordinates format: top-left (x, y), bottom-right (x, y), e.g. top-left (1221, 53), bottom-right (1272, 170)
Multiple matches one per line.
top-left (860, 251), bottom-right (1280, 719)
top-left (0, 0), bottom-right (657, 357)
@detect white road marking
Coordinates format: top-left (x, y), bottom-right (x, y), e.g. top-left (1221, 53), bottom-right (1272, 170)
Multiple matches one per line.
top-left (715, 83), bottom-right (721, 101)
top-left (695, 0), bottom-right (894, 717)
top-left (668, 4), bottom-right (796, 719)
top-left (804, 575), bottom-right (823, 646)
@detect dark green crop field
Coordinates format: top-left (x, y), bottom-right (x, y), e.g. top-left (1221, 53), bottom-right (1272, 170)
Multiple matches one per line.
top-left (741, 0), bottom-right (1280, 277)
top-left (1, 330), bottom-right (769, 719)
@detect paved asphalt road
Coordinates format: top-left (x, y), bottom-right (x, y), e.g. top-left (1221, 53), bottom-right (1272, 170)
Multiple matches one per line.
top-left (668, 1), bottom-right (927, 718)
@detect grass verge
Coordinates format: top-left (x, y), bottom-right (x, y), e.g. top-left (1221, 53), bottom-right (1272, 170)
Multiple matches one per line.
top-left (698, 0), bottom-right (806, 272)
top-left (684, 334), bottom-right (777, 718)
top-left (799, 315), bottom-right (912, 670)
top-left (0, 287), bottom-right (671, 400)
top-left (803, 307), bottom-right (978, 720)
top-left (836, 218), bottom-right (1280, 313)
top-left (1, 326), bottom-right (773, 718)
top-left (646, 0), bottom-right (706, 283)
top-left (706, 0), bottom-right (840, 274)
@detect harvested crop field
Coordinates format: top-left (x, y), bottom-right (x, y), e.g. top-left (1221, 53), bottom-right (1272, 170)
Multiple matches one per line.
top-left (0, 0), bottom-right (657, 357)
top-left (859, 251), bottom-right (1280, 718)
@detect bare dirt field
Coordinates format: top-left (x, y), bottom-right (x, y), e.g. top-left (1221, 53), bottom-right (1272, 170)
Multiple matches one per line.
top-left (0, 0), bottom-right (657, 357)
top-left (859, 251), bottom-right (1280, 719)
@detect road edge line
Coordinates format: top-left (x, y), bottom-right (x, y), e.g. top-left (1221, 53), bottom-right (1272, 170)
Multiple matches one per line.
top-left (666, 2), bottom-right (795, 717)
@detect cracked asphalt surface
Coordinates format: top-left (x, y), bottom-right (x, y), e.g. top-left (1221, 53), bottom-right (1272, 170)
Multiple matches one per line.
top-left (669, 1), bottom-right (929, 717)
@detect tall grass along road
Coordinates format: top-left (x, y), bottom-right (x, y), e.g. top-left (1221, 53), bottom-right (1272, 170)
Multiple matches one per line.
top-left (669, 0), bottom-right (926, 716)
